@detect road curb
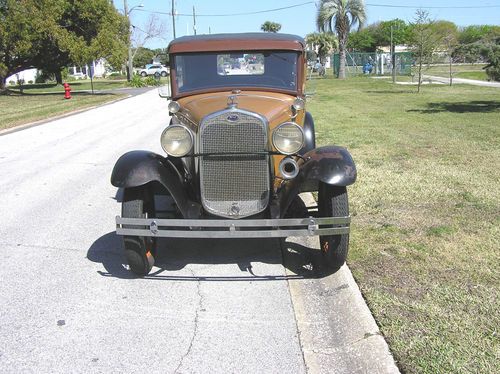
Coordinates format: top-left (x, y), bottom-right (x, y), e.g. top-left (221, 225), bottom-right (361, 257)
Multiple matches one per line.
top-left (283, 193), bottom-right (400, 374)
top-left (0, 94), bottom-right (132, 136)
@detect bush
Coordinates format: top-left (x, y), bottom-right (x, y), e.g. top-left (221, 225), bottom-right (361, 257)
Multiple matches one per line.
top-left (8, 80), bottom-right (15, 85)
top-left (482, 40), bottom-right (500, 81)
top-left (128, 74), bottom-right (146, 87)
top-left (144, 76), bottom-right (162, 86)
top-left (28, 80), bottom-right (33, 84)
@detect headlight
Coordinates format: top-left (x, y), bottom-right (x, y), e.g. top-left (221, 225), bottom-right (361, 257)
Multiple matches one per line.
top-left (168, 100), bottom-right (181, 113)
top-left (272, 122), bottom-right (304, 155)
top-left (160, 125), bottom-right (193, 157)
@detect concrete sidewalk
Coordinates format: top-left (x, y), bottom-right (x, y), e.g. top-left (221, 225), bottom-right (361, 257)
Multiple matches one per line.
top-left (423, 74), bottom-right (500, 87)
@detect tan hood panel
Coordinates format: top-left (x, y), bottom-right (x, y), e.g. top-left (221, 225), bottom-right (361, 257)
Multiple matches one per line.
top-left (177, 91), bottom-right (298, 128)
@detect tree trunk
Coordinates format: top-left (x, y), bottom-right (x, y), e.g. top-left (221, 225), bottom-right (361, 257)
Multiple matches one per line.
top-left (0, 75), bottom-right (6, 91)
top-left (339, 45), bottom-right (346, 79)
top-left (55, 70), bottom-right (63, 85)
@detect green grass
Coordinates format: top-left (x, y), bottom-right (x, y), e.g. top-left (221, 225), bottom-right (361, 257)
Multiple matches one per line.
top-left (0, 92), bottom-right (125, 130)
top-left (307, 76), bottom-right (499, 373)
top-left (7, 79), bottom-right (129, 93)
top-left (424, 64), bottom-right (489, 81)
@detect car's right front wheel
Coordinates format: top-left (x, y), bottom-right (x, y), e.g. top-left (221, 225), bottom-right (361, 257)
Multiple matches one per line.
top-left (140, 72), bottom-right (147, 77)
top-left (318, 183), bottom-right (349, 271)
top-left (122, 186), bottom-right (156, 276)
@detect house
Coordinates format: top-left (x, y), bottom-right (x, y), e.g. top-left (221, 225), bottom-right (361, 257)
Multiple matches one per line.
top-left (6, 68), bottom-right (38, 85)
top-left (68, 59), bottom-right (107, 79)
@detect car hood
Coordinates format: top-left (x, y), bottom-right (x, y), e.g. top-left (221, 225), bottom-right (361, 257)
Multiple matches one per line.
top-left (176, 91), bottom-right (296, 128)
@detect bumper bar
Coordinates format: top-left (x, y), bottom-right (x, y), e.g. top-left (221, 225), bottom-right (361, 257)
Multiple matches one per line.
top-left (115, 216), bottom-right (350, 239)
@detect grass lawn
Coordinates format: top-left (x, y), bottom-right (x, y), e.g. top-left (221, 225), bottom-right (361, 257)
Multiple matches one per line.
top-left (307, 76), bottom-right (499, 373)
top-left (424, 64), bottom-right (489, 81)
top-left (7, 79), bottom-right (129, 94)
top-left (0, 92), bottom-right (126, 130)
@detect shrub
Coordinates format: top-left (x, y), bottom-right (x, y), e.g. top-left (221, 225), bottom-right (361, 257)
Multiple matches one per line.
top-left (144, 76), bottom-right (162, 86)
top-left (128, 74), bottom-right (146, 87)
top-left (28, 80), bottom-right (33, 84)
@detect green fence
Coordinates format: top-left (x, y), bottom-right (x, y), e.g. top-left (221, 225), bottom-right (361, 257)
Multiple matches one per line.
top-left (332, 52), bottom-right (414, 77)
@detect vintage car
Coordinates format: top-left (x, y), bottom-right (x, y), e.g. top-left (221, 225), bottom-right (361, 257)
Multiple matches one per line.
top-left (111, 33), bottom-right (357, 276)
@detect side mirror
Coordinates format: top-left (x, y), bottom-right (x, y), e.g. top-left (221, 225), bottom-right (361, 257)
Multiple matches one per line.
top-left (158, 85), bottom-right (171, 99)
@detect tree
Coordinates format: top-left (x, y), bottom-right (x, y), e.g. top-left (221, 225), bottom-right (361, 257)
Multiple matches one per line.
top-left (481, 37), bottom-right (500, 81)
top-left (261, 21), bottom-right (281, 33)
top-left (410, 10), bottom-right (439, 93)
top-left (0, 0), bottom-right (128, 89)
top-left (129, 14), bottom-right (166, 75)
top-left (305, 32), bottom-right (338, 64)
top-left (458, 25), bottom-right (500, 45)
top-left (133, 47), bottom-right (155, 68)
top-left (347, 29), bottom-right (375, 51)
top-left (317, 0), bottom-right (366, 79)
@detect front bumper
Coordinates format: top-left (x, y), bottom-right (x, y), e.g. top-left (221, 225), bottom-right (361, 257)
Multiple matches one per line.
top-left (115, 216), bottom-right (350, 239)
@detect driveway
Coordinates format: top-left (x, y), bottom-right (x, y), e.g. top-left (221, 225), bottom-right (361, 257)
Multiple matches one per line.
top-left (0, 90), bottom-right (398, 373)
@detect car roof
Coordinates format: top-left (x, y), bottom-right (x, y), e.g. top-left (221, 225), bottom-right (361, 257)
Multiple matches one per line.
top-left (168, 33), bottom-right (305, 54)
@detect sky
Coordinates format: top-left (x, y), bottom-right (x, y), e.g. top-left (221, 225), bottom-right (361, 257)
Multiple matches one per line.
top-left (114, 0), bottom-right (500, 49)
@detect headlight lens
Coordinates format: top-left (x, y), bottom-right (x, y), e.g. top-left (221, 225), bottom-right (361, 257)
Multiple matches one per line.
top-left (168, 100), bottom-right (181, 113)
top-left (160, 125), bottom-right (193, 157)
top-left (272, 122), bottom-right (304, 155)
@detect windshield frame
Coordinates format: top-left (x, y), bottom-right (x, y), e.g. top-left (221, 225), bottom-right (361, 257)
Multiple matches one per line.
top-left (169, 50), bottom-right (305, 99)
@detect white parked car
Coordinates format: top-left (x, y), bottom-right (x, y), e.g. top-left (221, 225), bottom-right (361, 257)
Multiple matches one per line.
top-left (138, 64), bottom-right (169, 77)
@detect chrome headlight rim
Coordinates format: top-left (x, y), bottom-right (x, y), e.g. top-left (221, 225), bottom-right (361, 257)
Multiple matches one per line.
top-left (160, 124), bottom-right (194, 157)
top-left (168, 100), bottom-right (181, 114)
top-left (272, 122), bottom-right (305, 155)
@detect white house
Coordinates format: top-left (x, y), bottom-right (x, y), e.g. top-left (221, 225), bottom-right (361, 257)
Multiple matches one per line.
top-left (6, 68), bottom-right (38, 85)
top-left (68, 59), bottom-right (107, 79)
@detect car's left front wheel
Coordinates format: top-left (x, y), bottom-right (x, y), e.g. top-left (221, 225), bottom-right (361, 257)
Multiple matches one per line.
top-left (122, 186), bottom-right (156, 276)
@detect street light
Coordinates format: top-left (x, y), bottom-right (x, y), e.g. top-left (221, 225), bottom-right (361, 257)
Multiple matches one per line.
top-left (124, 1), bottom-right (144, 81)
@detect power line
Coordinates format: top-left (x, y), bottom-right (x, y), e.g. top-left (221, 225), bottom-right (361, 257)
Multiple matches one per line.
top-left (135, 1), bottom-right (315, 17)
top-left (132, 1), bottom-right (500, 19)
top-left (366, 3), bottom-right (500, 9)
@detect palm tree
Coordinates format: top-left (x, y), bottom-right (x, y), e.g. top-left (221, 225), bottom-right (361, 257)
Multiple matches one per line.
top-left (261, 21), bottom-right (282, 33)
top-left (317, 0), bottom-right (366, 78)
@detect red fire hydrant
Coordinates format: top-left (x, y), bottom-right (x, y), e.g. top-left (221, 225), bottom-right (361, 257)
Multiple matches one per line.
top-left (63, 82), bottom-right (71, 99)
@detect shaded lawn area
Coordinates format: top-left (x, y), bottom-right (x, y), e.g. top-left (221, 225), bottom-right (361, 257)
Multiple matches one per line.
top-left (0, 91), bottom-right (126, 130)
top-left (7, 79), bottom-right (128, 94)
top-left (307, 76), bottom-right (499, 373)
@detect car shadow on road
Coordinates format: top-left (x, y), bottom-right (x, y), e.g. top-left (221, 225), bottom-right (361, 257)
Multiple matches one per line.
top-left (86, 232), bottom-right (335, 281)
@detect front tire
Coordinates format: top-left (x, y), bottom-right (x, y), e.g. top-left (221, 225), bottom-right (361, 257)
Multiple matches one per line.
top-left (318, 184), bottom-right (349, 271)
top-left (161, 71), bottom-right (168, 77)
top-left (140, 72), bottom-right (147, 77)
top-left (122, 186), bottom-right (156, 276)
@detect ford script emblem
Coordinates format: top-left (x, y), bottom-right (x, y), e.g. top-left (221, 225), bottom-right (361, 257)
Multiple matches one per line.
top-left (227, 114), bottom-right (239, 122)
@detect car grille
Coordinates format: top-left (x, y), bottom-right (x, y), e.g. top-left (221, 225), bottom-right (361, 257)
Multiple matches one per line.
top-left (200, 110), bottom-right (270, 218)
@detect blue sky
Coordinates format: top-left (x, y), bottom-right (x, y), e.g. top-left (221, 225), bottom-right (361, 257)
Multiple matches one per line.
top-left (114, 0), bottom-right (500, 49)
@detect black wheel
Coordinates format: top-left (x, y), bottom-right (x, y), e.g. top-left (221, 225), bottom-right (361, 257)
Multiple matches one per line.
top-left (161, 71), bottom-right (167, 77)
top-left (318, 183), bottom-right (349, 270)
top-left (140, 72), bottom-right (147, 77)
top-left (122, 186), bottom-right (156, 276)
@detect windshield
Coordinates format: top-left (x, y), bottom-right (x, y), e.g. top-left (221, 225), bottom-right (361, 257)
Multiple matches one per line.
top-left (173, 51), bottom-right (299, 94)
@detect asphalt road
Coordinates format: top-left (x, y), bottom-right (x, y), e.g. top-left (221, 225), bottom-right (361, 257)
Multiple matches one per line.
top-left (0, 90), bottom-right (398, 373)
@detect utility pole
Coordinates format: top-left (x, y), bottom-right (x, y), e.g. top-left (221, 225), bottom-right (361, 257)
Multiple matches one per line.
top-left (124, 0), bottom-right (131, 81)
top-left (171, 0), bottom-right (176, 39)
top-left (193, 6), bottom-right (197, 35)
top-left (391, 24), bottom-right (396, 83)
top-left (123, 0), bottom-right (144, 82)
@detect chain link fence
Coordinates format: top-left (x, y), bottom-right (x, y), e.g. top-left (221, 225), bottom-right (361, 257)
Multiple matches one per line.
top-left (332, 52), bottom-right (414, 77)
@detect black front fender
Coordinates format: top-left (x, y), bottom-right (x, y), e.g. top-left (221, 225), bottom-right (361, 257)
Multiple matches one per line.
top-left (278, 146), bottom-right (356, 217)
top-left (111, 150), bottom-right (199, 218)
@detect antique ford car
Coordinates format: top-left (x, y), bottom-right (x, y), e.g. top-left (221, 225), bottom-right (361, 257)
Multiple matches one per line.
top-left (111, 33), bottom-right (357, 276)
